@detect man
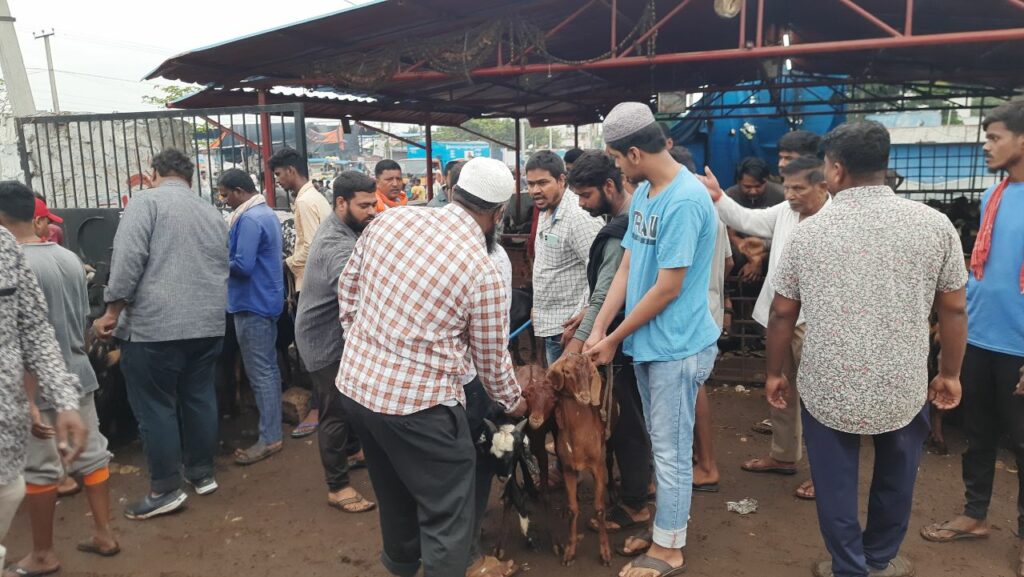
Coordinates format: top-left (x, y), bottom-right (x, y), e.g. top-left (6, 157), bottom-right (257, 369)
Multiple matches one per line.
top-left (766, 120), bottom-right (967, 577)
top-left (0, 226), bottom-right (85, 571)
top-left (270, 147), bottom-right (330, 294)
top-left (778, 130), bottom-right (822, 169)
top-left (586, 102), bottom-right (720, 577)
top-left (701, 156), bottom-right (830, 501)
top-left (31, 195), bottom-right (63, 245)
top-left (725, 156), bottom-right (785, 284)
top-left (563, 147), bottom-right (585, 172)
top-left (294, 171), bottom-right (377, 515)
top-left (920, 100), bottom-right (1024, 577)
top-left (217, 169), bottom-right (285, 465)
top-left (94, 148), bottom-right (228, 519)
top-left (270, 147), bottom-right (330, 437)
top-left (336, 157), bottom-right (527, 577)
top-left (0, 182), bottom-right (99, 576)
top-left (528, 150), bottom-right (603, 364)
top-left (562, 150), bottom-right (652, 538)
top-left (374, 159), bottom-right (407, 212)
top-left (427, 160), bottom-right (462, 207)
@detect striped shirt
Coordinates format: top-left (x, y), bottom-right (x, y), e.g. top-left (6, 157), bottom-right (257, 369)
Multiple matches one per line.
top-left (532, 191), bottom-right (603, 337)
top-left (336, 203), bottom-right (520, 416)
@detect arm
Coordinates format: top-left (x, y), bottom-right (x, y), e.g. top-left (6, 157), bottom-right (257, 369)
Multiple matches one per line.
top-left (103, 197), bottom-right (153, 306)
top-left (468, 268), bottom-right (523, 413)
top-left (337, 235), bottom-right (364, 335)
top-left (715, 193), bottom-right (784, 240)
top-left (586, 249), bottom-right (630, 346)
top-left (286, 197), bottom-right (318, 272)
top-left (572, 241), bottom-right (625, 352)
top-left (765, 293), bottom-right (801, 409)
top-left (229, 216), bottom-right (261, 278)
top-left (930, 288), bottom-right (967, 408)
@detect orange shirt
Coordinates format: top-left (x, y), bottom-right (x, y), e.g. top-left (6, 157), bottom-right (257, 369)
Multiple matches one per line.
top-left (376, 190), bottom-right (408, 212)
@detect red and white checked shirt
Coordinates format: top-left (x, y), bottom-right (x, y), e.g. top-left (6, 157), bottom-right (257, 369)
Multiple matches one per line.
top-left (336, 203), bottom-right (521, 415)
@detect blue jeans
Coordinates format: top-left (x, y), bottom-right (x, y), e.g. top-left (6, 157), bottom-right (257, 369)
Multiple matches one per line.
top-left (121, 337), bottom-right (222, 494)
top-left (634, 344), bottom-right (717, 548)
top-left (235, 312), bottom-right (283, 445)
top-left (544, 335), bottom-right (564, 366)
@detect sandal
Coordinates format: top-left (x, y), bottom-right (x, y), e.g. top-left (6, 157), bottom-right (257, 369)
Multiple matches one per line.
top-left (234, 441), bottom-right (283, 465)
top-left (692, 482), bottom-right (720, 493)
top-left (920, 521), bottom-right (989, 543)
top-left (751, 419), bottom-right (773, 435)
top-left (328, 494), bottom-right (377, 513)
top-left (621, 553), bottom-right (687, 576)
top-left (466, 555), bottom-right (520, 577)
top-left (588, 504), bottom-right (646, 533)
top-left (741, 458), bottom-right (797, 476)
top-left (3, 565), bottom-right (61, 577)
top-left (795, 479), bottom-right (816, 500)
top-left (290, 421), bottom-right (318, 439)
top-left (77, 539), bottom-right (122, 557)
top-left (617, 527), bottom-right (653, 557)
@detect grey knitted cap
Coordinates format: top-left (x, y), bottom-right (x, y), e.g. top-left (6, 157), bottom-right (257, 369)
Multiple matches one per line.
top-left (603, 102), bottom-right (657, 143)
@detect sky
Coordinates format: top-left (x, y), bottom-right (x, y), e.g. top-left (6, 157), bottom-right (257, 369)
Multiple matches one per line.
top-left (4, 0), bottom-right (374, 114)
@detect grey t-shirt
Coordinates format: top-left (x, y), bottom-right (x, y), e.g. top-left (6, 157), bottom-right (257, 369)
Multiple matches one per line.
top-left (23, 242), bottom-right (98, 409)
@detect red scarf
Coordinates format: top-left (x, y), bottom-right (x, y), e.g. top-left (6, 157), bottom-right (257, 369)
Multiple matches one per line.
top-left (970, 178), bottom-right (1024, 293)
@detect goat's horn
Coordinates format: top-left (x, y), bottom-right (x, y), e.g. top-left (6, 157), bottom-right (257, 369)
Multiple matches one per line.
top-left (483, 419), bottom-right (497, 435)
top-left (514, 418), bottom-right (528, 434)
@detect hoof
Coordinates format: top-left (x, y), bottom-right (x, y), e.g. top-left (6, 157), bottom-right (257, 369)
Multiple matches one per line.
top-left (492, 547), bottom-right (505, 560)
top-left (561, 557), bottom-right (576, 568)
top-left (552, 543), bottom-right (563, 556)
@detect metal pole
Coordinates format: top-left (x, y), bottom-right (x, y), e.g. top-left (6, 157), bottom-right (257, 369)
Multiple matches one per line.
top-left (257, 89), bottom-right (275, 208)
top-left (0, 0), bottom-right (36, 116)
top-left (425, 120), bottom-right (434, 201)
top-left (905, 0), bottom-right (914, 35)
top-left (574, 125), bottom-right (580, 148)
top-left (515, 118), bottom-right (522, 219)
top-left (34, 29), bottom-right (59, 113)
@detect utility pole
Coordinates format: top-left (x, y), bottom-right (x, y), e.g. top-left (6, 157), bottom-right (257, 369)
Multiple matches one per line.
top-left (0, 0), bottom-right (36, 116)
top-left (33, 29), bottom-right (59, 113)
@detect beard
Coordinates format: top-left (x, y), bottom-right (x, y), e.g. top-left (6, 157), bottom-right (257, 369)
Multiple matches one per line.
top-left (343, 212), bottom-right (372, 233)
top-left (485, 225), bottom-right (498, 254)
top-left (587, 193), bottom-right (614, 217)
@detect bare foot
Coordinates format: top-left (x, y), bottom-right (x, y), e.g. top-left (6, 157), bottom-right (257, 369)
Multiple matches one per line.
top-left (693, 466), bottom-right (719, 487)
top-left (795, 479), bottom-right (815, 500)
top-left (920, 515), bottom-right (989, 542)
top-left (7, 551), bottom-right (60, 577)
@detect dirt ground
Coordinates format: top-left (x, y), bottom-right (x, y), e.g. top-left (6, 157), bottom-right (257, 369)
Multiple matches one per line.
top-left (3, 385), bottom-right (1020, 577)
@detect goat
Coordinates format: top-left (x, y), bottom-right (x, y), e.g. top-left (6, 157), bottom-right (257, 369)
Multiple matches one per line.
top-left (545, 354), bottom-right (614, 567)
top-left (477, 418), bottom-right (540, 558)
top-left (85, 329), bottom-right (135, 443)
top-left (509, 289), bottom-right (536, 365)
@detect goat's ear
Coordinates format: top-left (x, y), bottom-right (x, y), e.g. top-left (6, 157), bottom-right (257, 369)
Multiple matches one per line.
top-left (548, 368), bottom-right (563, 391)
top-left (589, 362), bottom-right (603, 407)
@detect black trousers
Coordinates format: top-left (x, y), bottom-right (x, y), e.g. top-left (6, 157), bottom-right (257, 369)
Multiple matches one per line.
top-left (309, 361), bottom-right (360, 491)
top-left (341, 394), bottom-right (476, 577)
top-left (961, 344), bottom-right (1024, 533)
top-left (463, 377), bottom-right (501, 563)
top-left (609, 363), bottom-right (651, 510)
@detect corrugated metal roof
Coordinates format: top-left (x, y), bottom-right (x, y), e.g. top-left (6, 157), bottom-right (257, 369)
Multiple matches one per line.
top-left (150, 0), bottom-right (1024, 125)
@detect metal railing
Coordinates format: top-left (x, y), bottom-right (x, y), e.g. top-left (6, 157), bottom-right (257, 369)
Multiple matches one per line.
top-left (16, 103), bottom-right (306, 209)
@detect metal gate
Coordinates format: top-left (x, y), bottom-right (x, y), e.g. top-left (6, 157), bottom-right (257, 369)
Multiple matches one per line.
top-left (16, 103), bottom-right (306, 209)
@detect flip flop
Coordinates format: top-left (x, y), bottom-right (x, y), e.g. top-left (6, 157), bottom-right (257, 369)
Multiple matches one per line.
top-left (920, 521), bottom-right (990, 543)
top-left (588, 504), bottom-right (645, 533)
top-left (348, 457), bottom-right (367, 470)
top-left (795, 479), bottom-right (816, 501)
top-left (741, 459), bottom-right (797, 476)
top-left (751, 419), bottom-right (773, 435)
top-left (3, 564), bottom-right (61, 577)
top-left (234, 442), bottom-right (283, 466)
top-left (616, 527), bottom-right (653, 557)
top-left (693, 482), bottom-right (720, 493)
top-left (290, 421), bottom-right (318, 438)
top-left (77, 540), bottom-right (121, 557)
top-left (622, 553), bottom-right (687, 576)
top-left (328, 495), bottom-right (377, 513)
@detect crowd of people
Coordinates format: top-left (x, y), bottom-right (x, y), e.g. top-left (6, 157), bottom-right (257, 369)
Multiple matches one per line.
top-left (0, 98), bottom-right (1022, 577)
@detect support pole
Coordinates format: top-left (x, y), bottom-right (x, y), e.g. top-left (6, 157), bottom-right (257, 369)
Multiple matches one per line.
top-left (425, 120), bottom-right (433, 201)
top-left (905, 0), bottom-right (914, 35)
top-left (515, 118), bottom-right (523, 219)
top-left (738, 0), bottom-right (747, 48)
top-left (34, 29), bottom-right (59, 113)
top-left (0, 0), bottom-right (36, 116)
top-left (755, 0), bottom-right (764, 47)
top-left (574, 125), bottom-right (580, 148)
top-left (610, 0), bottom-right (617, 53)
top-left (258, 89), bottom-right (275, 208)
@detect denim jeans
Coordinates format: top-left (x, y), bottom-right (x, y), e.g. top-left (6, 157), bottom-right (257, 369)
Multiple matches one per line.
top-left (234, 312), bottom-right (283, 445)
top-left (634, 343), bottom-right (717, 548)
top-left (121, 337), bottom-right (222, 494)
top-left (544, 335), bottom-right (564, 366)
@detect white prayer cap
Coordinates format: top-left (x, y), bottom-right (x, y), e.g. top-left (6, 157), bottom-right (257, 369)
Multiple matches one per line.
top-left (456, 157), bottom-right (515, 203)
top-left (603, 102), bottom-right (657, 143)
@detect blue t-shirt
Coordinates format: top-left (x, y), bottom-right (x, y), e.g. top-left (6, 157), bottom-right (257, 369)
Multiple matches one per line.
top-left (228, 203), bottom-right (285, 318)
top-left (621, 167), bottom-right (720, 362)
top-left (967, 182), bottom-right (1024, 357)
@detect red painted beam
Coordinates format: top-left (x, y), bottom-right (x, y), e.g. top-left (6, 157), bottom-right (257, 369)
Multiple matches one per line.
top-left (515, 0), bottom-right (600, 65)
top-left (755, 0), bottom-right (764, 47)
top-left (905, 0), bottom-right (914, 35)
top-left (390, 27), bottom-right (1024, 81)
top-left (257, 89), bottom-right (275, 208)
top-left (1007, 0), bottom-right (1024, 12)
top-left (738, 0), bottom-right (747, 48)
top-left (837, 0), bottom-right (902, 37)
top-left (619, 0), bottom-right (695, 58)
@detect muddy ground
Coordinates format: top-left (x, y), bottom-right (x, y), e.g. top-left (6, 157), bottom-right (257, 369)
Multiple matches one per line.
top-left (3, 385), bottom-right (1019, 577)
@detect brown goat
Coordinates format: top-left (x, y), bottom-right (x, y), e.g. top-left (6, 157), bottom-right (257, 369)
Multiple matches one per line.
top-left (545, 354), bottom-right (613, 567)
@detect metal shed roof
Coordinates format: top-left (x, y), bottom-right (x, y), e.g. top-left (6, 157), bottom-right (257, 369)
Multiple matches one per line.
top-left (149, 0), bottom-right (1024, 125)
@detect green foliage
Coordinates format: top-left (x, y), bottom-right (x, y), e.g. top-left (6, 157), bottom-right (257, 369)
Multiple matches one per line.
top-left (142, 84), bottom-right (200, 106)
top-left (432, 118), bottom-right (553, 148)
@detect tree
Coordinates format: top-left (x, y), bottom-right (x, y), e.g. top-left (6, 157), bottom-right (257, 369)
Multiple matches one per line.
top-left (432, 118), bottom-right (553, 149)
top-left (142, 84), bottom-right (200, 106)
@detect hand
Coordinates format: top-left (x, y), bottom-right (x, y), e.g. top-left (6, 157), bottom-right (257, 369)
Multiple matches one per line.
top-left (740, 260), bottom-right (763, 283)
top-left (929, 373), bottom-right (962, 410)
top-left (585, 337), bottom-right (617, 366)
top-left (765, 373), bottom-right (790, 410)
top-left (696, 166), bottom-right (724, 202)
top-left (30, 402), bottom-right (55, 440)
top-left (506, 396), bottom-right (528, 418)
top-left (561, 338), bottom-right (584, 358)
top-left (560, 312), bottom-right (585, 349)
top-left (54, 409), bottom-right (88, 467)
top-left (92, 313), bottom-right (118, 340)
top-left (1015, 366), bottom-right (1024, 396)
top-left (739, 237), bottom-right (766, 259)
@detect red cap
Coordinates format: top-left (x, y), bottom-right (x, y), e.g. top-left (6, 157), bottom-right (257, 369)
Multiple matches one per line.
top-left (34, 198), bottom-right (63, 224)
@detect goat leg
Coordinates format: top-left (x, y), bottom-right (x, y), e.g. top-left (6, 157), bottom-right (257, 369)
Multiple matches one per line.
top-left (494, 497), bottom-right (513, 560)
top-left (561, 469), bottom-right (579, 567)
top-left (593, 462), bottom-right (612, 566)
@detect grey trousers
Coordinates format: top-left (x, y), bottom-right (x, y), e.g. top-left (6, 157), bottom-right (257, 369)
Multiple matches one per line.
top-left (770, 324), bottom-right (806, 463)
top-left (0, 475), bottom-right (26, 569)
